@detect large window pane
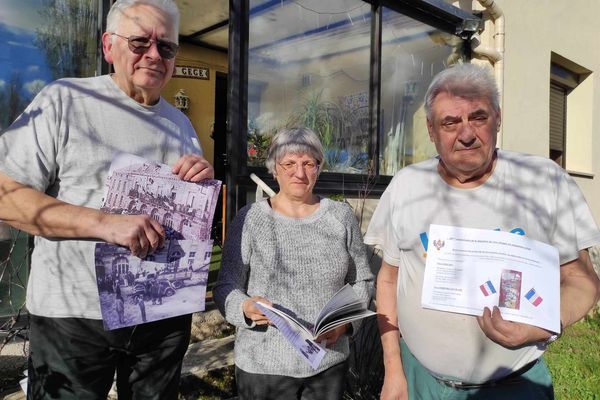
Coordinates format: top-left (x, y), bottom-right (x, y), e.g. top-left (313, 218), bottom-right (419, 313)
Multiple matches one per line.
top-left (248, 0), bottom-right (371, 174)
top-left (0, 0), bottom-right (99, 318)
top-left (379, 7), bottom-right (465, 175)
top-left (0, 0), bottom-right (99, 130)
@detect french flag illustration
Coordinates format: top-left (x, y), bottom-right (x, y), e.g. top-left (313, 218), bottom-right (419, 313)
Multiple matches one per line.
top-left (479, 280), bottom-right (497, 296)
top-left (525, 288), bottom-right (543, 306)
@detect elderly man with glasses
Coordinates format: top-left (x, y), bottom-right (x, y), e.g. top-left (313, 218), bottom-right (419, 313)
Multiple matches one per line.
top-left (0, 0), bottom-right (213, 398)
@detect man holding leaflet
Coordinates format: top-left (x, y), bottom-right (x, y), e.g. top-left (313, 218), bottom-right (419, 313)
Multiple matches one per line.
top-left (365, 63), bottom-right (600, 399)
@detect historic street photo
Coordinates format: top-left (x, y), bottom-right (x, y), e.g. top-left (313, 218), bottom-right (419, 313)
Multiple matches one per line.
top-left (96, 239), bottom-right (212, 330)
top-left (95, 153), bottom-right (221, 329)
top-left (101, 152), bottom-right (221, 240)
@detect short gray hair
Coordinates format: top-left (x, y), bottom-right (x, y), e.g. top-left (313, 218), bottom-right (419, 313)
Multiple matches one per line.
top-left (424, 63), bottom-right (499, 120)
top-left (265, 127), bottom-right (324, 175)
top-left (106, 0), bottom-right (180, 41)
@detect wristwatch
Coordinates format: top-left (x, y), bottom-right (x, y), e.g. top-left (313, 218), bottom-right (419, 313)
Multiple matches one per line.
top-left (541, 322), bottom-right (563, 346)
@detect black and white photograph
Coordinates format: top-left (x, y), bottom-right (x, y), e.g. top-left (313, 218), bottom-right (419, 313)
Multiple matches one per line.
top-left (95, 239), bottom-right (213, 330)
top-left (95, 153), bottom-right (221, 329)
top-left (101, 152), bottom-right (221, 240)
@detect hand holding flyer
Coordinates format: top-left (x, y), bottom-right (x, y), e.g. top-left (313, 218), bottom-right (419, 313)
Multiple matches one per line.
top-left (421, 224), bottom-right (560, 333)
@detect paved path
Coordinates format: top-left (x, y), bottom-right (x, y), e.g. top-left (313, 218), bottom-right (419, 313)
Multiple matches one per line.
top-left (181, 335), bottom-right (235, 378)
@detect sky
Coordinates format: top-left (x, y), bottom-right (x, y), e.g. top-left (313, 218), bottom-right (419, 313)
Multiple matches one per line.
top-left (0, 0), bottom-right (53, 95)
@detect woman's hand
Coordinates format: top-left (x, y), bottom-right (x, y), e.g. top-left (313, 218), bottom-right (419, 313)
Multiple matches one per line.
top-left (242, 296), bottom-right (272, 325)
top-left (315, 323), bottom-right (349, 347)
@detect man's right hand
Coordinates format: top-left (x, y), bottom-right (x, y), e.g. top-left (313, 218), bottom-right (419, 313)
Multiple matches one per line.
top-left (98, 213), bottom-right (165, 258)
top-left (380, 372), bottom-right (408, 400)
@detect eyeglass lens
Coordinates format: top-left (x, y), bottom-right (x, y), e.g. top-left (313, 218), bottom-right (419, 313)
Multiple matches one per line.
top-left (123, 35), bottom-right (178, 59)
top-left (280, 161), bottom-right (318, 174)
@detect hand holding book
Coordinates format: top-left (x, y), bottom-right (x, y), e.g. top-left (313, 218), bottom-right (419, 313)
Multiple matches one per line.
top-left (242, 296), bottom-right (272, 326)
top-left (255, 284), bottom-right (375, 369)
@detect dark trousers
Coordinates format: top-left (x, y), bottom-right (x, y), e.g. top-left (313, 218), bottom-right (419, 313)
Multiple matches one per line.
top-left (28, 314), bottom-right (191, 400)
top-left (235, 361), bottom-right (348, 400)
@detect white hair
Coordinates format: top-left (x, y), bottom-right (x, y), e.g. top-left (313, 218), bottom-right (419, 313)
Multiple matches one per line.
top-left (106, 0), bottom-right (180, 41)
top-left (424, 63), bottom-right (499, 120)
top-left (265, 127), bottom-right (324, 175)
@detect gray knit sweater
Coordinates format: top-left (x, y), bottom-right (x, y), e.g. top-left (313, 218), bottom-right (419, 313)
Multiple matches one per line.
top-left (214, 198), bottom-right (374, 377)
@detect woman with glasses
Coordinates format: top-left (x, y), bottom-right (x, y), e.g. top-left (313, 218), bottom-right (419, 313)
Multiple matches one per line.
top-left (214, 127), bottom-right (374, 400)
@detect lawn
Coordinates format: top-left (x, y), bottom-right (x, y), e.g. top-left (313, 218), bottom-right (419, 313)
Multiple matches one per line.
top-left (545, 309), bottom-right (600, 399)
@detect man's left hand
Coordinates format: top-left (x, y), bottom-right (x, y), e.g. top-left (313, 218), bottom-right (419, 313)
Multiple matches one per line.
top-left (172, 154), bottom-right (214, 182)
top-left (476, 306), bottom-right (552, 348)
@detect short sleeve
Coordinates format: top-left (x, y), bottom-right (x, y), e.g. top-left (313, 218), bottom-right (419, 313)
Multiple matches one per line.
top-left (364, 179), bottom-right (403, 267)
top-left (0, 84), bottom-right (59, 192)
top-left (552, 169), bottom-right (600, 264)
top-left (564, 174), bottom-right (600, 251)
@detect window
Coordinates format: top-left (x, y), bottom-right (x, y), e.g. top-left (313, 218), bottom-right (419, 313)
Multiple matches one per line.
top-left (113, 257), bottom-right (129, 275)
top-left (549, 54), bottom-right (592, 172)
top-left (549, 81), bottom-right (566, 166)
top-left (245, 1), bottom-right (466, 177)
top-left (248, 0), bottom-right (372, 174)
top-left (379, 7), bottom-right (464, 174)
top-left (0, 0), bottom-right (102, 319)
top-left (0, 0), bottom-right (100, 130)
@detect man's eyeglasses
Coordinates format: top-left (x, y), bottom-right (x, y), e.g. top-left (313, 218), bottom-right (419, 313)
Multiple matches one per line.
top-left (111, 33), bottom-right (179, 60)
top-left (278, 160), bottom-right (320, 175)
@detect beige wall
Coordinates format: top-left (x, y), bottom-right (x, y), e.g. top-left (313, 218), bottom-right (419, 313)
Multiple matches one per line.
top-left (469, 0), bottom-right (600, 223)
top-left (162, 44), bottom-right (228, 165)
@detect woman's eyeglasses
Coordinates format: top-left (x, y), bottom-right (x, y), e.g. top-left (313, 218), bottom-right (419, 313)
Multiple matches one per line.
top-left (112, 33), bottom-right (179, 59)
top-left (278, 161), bottom-right (320, 175)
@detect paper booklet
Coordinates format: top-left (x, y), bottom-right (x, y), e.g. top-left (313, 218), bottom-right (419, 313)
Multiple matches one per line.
top-left (95, 153), bottom-right (221, 330)
top-left (256, 284), bottom-right (375, 370)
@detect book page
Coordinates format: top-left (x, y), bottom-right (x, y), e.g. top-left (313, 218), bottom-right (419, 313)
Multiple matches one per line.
top-left (313, 284), bottom-right (375, 336)
top-left (256, 302), bottom-right (325, 370)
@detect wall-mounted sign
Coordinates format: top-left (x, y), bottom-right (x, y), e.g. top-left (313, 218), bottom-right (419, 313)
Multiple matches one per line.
top-left (174, 66), bottom-right (209, 80)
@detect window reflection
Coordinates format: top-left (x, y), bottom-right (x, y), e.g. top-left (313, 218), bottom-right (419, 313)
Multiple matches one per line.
top-left (0, 0), bottom-right (99, 130)
top-left (248, 0), bottom-right (371, 174)
top-left (379, 7), bottom-right (464, 175)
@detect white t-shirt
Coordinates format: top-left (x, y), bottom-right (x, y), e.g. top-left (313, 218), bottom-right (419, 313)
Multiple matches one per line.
top-left (365, 149), bottom-right (600, 383)
top-left (0, 75), bottom-right (202, 319)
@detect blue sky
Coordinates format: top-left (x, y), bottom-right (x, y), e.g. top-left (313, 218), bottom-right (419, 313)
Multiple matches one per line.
top-left (0, 0), bottom-right (53, 95)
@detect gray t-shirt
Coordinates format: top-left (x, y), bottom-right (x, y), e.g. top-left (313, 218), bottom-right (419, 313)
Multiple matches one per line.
top-left (214, 198), bottom-right (374, 377)
top-left (365, 149), bottom-right (600, 383)
top-left (0, 75), bottom-right (202, 319)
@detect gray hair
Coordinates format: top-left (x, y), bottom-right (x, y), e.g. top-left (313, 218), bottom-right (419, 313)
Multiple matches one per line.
top-left (106, 0), bottom-right (180, 41)
top-left (424, 63), bottom-right (500, 120)
top-left (265, 127), bottom-right (324, 175)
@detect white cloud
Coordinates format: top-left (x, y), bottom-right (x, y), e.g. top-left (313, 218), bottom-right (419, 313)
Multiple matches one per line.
top-left (0, 0), bottom-right (46, 32)
top-left (24, 79), bottom-right (46, 95)
top-left (7, 40), bottom-right (38, 50)
top-left (27, 65), bottom-right (41, 73)
top-left (0, 80), bottom-right (5, 89)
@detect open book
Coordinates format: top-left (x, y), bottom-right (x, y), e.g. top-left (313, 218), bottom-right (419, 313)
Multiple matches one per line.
top-left (256, 284), bottom-right (375, 370)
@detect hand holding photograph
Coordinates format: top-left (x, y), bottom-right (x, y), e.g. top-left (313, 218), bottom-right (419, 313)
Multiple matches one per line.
top-left (95, 153), bottom-right (221, 330)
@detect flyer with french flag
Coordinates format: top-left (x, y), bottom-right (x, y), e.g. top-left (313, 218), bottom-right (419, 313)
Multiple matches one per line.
top-left (421, 224), bottom-right (561, 333)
